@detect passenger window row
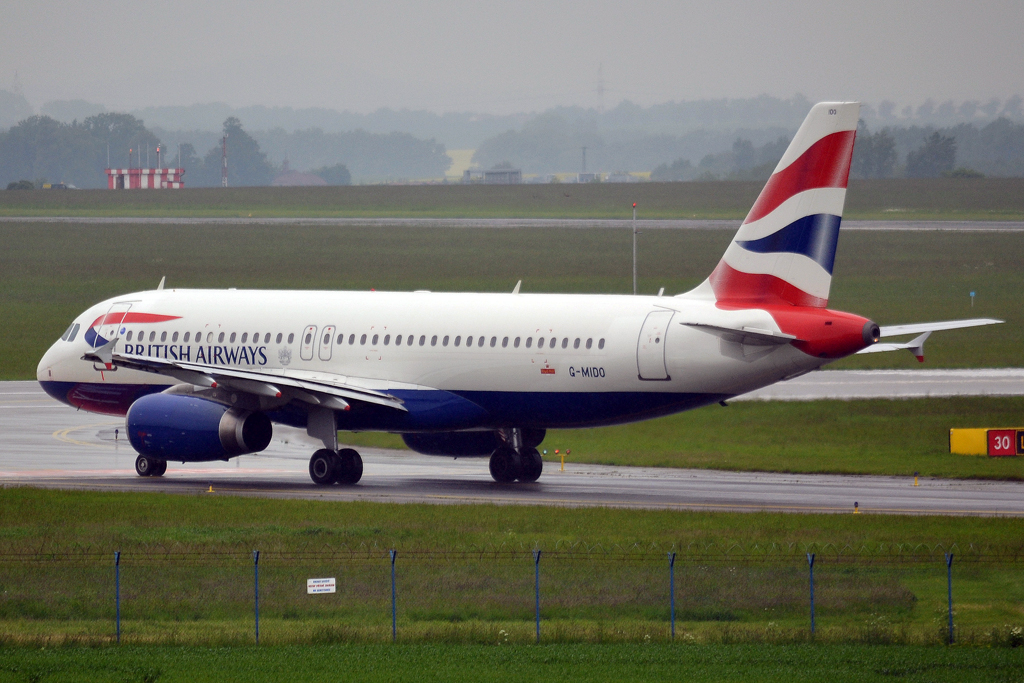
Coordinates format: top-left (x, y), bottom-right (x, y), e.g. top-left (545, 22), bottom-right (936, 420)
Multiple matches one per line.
top-left (123, 330), bottom-right (296, 345)
top-left (121, 327), bottom-right (607, 352)
top-left (316, 331), bottom-right (606, 351)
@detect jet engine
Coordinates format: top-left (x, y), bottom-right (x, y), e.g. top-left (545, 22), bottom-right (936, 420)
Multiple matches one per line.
top-left (126, 393), bottom-right (272, 462)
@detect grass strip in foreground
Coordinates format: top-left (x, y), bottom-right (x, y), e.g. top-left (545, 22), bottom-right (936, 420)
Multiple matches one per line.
top-left (0, 489), bottom-right (1022, 648)
top-left (1, 643), bottom-right (1023, 683)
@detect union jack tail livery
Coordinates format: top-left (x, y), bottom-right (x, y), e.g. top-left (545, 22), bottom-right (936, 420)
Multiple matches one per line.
top-left (700, 102), bottom-right (860, 308)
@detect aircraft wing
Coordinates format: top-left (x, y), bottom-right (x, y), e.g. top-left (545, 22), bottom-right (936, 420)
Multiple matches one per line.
top-left (857, 317), bottom-right (1003, 362)
top-left (82, 339), bottom-right (407, 412)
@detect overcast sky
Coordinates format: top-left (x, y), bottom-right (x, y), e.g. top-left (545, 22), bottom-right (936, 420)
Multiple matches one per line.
top-left (3, 0), bottom-right (1022, 114)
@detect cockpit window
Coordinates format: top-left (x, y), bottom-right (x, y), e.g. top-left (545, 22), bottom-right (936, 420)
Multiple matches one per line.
top-left (63, 323), bottom-right (80, 342)
top-left (60, 324), bottom-right (73, 341)
top-left (68, 324), bottom-right (80, 342)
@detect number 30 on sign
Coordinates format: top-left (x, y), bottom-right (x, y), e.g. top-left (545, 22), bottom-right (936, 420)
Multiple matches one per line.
top-left (987, 430), bottom-right (1018, 456)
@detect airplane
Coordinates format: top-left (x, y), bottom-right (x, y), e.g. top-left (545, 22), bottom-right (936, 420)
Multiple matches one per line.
top-left (37, 102), bottom-right (1001, 485)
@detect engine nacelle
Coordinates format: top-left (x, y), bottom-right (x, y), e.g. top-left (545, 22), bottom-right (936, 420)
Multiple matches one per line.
top-left (127, 393), bottom-right (272, 462)
top-left (402, 428), bottom-right (545, 456)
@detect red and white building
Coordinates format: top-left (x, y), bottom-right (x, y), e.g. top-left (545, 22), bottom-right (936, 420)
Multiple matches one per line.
top-left (106, 168), bottom-right (185, 189)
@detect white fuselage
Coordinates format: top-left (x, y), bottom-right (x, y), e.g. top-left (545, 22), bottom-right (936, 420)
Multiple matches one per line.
top-left (39, 288), bottom-right (827, 430)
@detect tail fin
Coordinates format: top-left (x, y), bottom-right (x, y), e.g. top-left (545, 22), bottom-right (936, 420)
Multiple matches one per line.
top-left (696, 102), bottom-right (860, 308)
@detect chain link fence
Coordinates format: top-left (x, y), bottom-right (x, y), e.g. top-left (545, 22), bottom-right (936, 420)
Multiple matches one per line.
top-left (1, 542), bottom-right (1021, 646)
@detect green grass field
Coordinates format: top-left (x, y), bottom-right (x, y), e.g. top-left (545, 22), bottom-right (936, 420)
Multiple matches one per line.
top-left (0, 489), bottom-right (1022, 650)
top-left (1, 178), bottom-right (1023, 219)
top-left (2, 643), bottom-right (1022, 683)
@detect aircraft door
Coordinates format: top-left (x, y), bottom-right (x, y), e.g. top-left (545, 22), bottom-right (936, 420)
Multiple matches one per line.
top-left (319, 325), bottom-right (336, 361)
top-left (636, 310), bottom-right (673, 381)
top-left (300, 325), bottom-right (317, 361)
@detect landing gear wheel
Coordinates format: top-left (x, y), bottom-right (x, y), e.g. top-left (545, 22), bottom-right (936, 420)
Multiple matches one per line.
top-left (517, 447), bottom-right (543, 483)
top-left (334, 448), bottom-right (363, 485)
top-left (135, 454), bottom-right (158, 477)
top-left (489, 446), bottom-right (522, 483)
top-left (309, 449), bottom-right (336, 485)
top-left (152, 459), bottom-right (167, 477)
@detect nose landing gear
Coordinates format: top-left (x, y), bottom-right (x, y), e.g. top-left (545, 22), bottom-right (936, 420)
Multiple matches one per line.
top-left (489, 428), bottom-right (544, 483)
top-left (309, 448), bottom-right (363, 485)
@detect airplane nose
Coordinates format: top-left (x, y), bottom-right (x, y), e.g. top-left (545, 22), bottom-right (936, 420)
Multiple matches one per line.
top-left (37, 340), bottom-right (61, 383)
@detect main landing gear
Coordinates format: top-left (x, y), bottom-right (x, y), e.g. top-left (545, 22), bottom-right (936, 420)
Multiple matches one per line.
top-left (135, 454), bottom-right (167, 477)
top-left (489, 428), bottom-right (543, 484)
top-left (309, 448), bottom-right (364, 485)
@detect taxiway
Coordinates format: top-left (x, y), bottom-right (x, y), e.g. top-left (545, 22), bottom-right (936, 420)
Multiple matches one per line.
top-left (2, 380), bottom-right (1022, 516)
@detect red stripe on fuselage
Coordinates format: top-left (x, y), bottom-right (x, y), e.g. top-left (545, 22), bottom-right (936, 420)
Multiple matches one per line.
top-left (743, 130), bottom-right (856, 225)
top-left (708, 261), bottom-right (827, 308)
top-left (90, 312), bottom-right (182, 328)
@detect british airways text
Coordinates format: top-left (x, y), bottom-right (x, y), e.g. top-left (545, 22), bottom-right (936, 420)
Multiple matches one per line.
top-left (122, 344), bottom-right (269, 365)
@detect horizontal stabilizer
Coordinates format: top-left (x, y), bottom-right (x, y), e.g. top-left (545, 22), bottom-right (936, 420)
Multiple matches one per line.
top-left (682, 322), bottom-right (799, 346)
top-left (879, 318), bottom-right (1002, 337)
top-left (859, 318), bottom-right (1002, 362)
top-left (859, 332), bottom-right (931, 362)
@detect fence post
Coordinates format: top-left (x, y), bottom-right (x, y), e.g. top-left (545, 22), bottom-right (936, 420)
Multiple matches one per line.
top-left (114, 551), bottom-right (121, 644)
top-left (390, 550), bottom-right (397, 642)
top-left (533, 550), bottom-right (542, 643)
top-left (669, 552), bottom-right (676, 639)
top-left (807, 553), bottom-right (816, 636)
top-left (945, 553), bottom-right (954, 644)
top-left (253, 550), bottom-right (260, 644)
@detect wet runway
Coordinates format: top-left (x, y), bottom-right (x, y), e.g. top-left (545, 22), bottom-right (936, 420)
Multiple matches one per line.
top-left (3, 379), bottom-right (1023, 516)
top-left (3, 217), bottom-right (1024, 231)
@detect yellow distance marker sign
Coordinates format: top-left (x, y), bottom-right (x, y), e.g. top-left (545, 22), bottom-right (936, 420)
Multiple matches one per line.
top-left (950, 428), bottom-right (1024, 457)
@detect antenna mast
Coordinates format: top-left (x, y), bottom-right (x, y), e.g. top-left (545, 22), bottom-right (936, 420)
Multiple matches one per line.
top-left (221, 134), bottom-right (229, 187)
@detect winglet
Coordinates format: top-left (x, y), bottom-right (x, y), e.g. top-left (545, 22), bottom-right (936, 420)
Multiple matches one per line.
top-left (512, 280), bottom-right (521, 294)
top-left (157, 276), bottom-right (166, 290)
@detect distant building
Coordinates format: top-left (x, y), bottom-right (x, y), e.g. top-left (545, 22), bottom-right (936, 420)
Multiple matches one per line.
top-left (605, 172), bottom-right (641, 183)
top-left (577, 173), bottom-right (597, 183)
top-left (463, 167), bottom-right (522, 184)
top-left (106, 168), bottom-right (184, 189)
top-left (272, 160), bottom-right (328, 187)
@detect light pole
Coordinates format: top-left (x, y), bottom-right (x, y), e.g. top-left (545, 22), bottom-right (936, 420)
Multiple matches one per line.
top-left (632, 203), bottom-right (638, 295)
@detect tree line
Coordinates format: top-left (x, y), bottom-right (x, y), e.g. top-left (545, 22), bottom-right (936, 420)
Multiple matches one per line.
top-left (646, 118), bottom-right (1024, 181)
top-left (0, 113), bottom-right (451, 189)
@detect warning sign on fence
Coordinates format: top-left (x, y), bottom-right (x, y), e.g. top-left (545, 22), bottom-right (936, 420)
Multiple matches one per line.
top-left (307, 577), bottom-right (336, 594)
